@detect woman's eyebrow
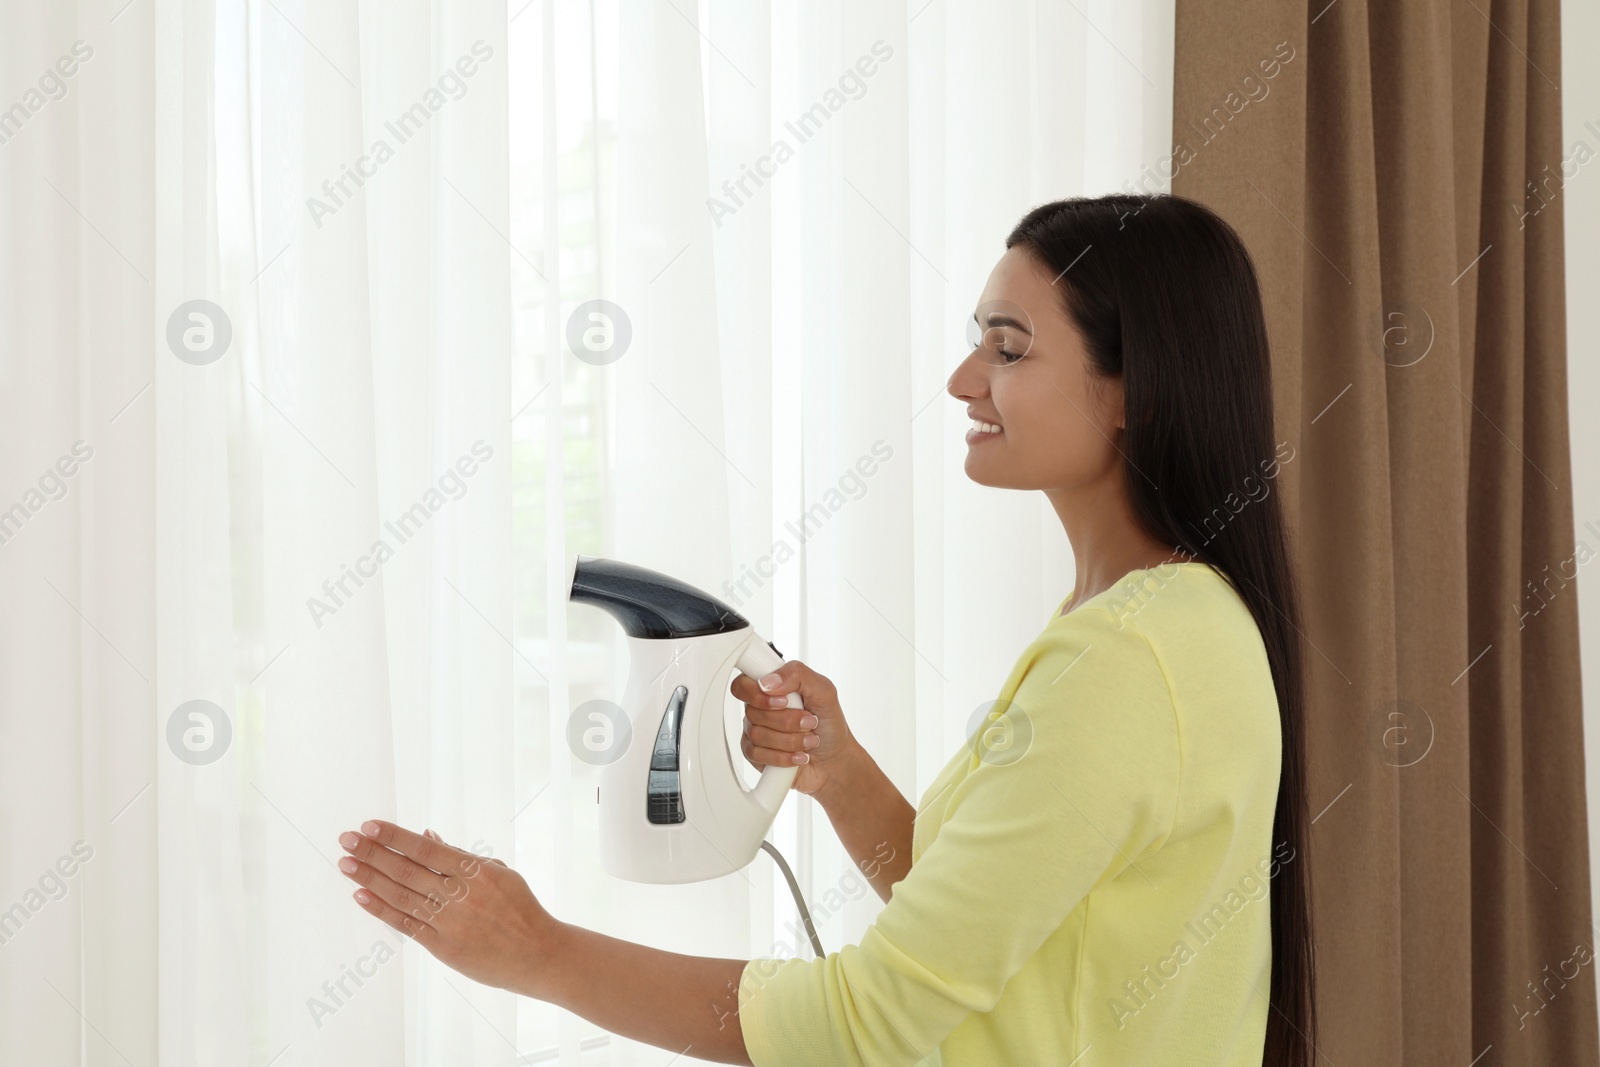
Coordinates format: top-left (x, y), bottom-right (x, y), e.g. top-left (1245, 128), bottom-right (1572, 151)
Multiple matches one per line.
top-left (971, 311), bottom-right (1034, 336)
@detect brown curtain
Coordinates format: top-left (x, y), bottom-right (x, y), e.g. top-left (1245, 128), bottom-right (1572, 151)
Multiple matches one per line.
top-left (1171, 1), bottom-right (1594, 1063)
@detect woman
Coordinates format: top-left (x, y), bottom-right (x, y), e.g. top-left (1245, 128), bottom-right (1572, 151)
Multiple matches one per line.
top-left (334, 192), bottom-right (1317, 1066)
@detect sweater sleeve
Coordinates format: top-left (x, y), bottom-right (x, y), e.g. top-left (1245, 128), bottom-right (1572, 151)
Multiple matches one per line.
top-left (736, 610), bottom-right (1181, 1066)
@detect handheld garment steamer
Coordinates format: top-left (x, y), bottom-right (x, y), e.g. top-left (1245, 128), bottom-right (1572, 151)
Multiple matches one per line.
top-left (567, 555), bottom-right (824, 955)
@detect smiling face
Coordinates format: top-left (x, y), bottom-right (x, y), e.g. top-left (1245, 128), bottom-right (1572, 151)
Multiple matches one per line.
top-left (947, 244), bottom-right (1126, 494)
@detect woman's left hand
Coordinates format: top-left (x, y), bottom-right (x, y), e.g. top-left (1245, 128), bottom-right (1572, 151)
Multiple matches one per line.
top-left (338, 820), bottom-right (561, 998)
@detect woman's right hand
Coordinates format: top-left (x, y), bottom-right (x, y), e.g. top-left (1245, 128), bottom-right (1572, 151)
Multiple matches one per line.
top-left (731, 660), bottom-right (857, 799)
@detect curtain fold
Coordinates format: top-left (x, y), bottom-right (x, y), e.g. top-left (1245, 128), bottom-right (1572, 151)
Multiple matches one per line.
top-left (1172, 1), bottom-right (1594, 1062)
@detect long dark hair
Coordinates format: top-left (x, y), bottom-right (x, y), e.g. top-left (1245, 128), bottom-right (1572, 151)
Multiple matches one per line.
top-left (1006, 193), bottom-right (1316, 1067)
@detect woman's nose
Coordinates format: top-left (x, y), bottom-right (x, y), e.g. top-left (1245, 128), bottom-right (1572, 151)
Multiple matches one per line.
top-left (947, 348), bottom-right (989, 402)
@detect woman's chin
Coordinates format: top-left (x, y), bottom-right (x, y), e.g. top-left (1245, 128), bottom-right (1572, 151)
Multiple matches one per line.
top-left (963, 455), bottom-right (1044, 492)
top-left (963, 455), bottom-right (1004, 487)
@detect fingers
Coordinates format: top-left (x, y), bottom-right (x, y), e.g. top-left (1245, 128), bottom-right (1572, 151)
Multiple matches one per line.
top-left (341, 848), bottom-right (452, 921)
top-left (747, 721), bottom-right (819, 754)
top-left (731, 662), bottom-right (807, 701)
top-left (340, 830), bottom-right (453, 904)
top-left (359, 819), bottom-right (484, 878)
top-left (426, 828), bottom-right (507, 868)
top-left (741, 725), bottom-right (811, 767)
top-left (729, 666), bottom-right (790, 700)
top-left (343, 823), bottom-right (515, 950)
top-left (732, 660), bottom-right (837, 707)
top-left (340, 823), bottom-right (493, 909)
top-left (744, 705), bottom-right (818, 733)
top-left (351, 885), bottom-right (439, 946)
top-left (734, 664), bottom-right (821, 771)
top-left (729, 672), bottom-right (763, 703)
top-left (754, 662), bottom-right (798, 695)
top-left (730, 672), bottom-right (799, 711)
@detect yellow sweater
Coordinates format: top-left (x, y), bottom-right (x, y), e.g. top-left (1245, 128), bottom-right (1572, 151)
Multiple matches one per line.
top-left (737, 561), bottom-right (1285, 1065)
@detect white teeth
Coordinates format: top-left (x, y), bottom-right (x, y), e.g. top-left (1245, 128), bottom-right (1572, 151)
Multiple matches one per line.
top-left (970, 419), bottom-right (1001, 434)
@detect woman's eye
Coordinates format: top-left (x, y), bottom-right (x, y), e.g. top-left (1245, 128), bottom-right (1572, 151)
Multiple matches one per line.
top-left (967, 328), bottom-right (1024, 364)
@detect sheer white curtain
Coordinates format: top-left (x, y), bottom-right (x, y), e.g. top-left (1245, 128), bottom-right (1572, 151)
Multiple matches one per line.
top-left (0, 0), bottom-right (1170, 1063)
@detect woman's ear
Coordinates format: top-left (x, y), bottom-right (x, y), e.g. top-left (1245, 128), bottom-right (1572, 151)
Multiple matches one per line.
top-left (1098, 375), bottom-right (1127, 432)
